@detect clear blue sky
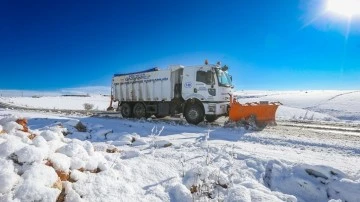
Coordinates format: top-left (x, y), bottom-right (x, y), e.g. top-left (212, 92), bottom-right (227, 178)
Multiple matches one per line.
top-left (0, 0), bottom-right (359, 90)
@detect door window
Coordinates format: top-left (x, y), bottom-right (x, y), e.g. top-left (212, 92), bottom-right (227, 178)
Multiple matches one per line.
top-left (196, 70), bottom-right (213, 85)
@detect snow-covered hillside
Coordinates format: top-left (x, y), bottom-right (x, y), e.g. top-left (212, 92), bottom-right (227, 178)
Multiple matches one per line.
top-left (0, 86), bottom-right (110, 97)
top-left (0, 86), bottom-right (111, 111)
top-left (0, 95), bottom-right (110, 111)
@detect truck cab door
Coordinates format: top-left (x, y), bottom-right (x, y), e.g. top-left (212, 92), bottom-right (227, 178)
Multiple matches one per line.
top-left (181, 67), bottom-right (216, 101)
top-left (195, 69), bottom-right (216, 101)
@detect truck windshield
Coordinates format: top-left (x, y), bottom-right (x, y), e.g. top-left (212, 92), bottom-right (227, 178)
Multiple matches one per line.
top-left (215, 69), bottom-right (232, 87)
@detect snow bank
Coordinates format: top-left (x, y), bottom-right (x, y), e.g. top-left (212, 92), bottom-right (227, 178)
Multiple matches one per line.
top-left (264, 160), bottom-right (360, 202)
top-left (0, 159), bottom-right (19, 194)
top-left (40, 130), bottom-right (63, 141)
top-left (0, 116), bottom-right (113, 201)
top-left (0, 136), bottom-right (26, 158)
top-left (15, 145), bottom-right (48, 163)
top-left (14, 163), bottom-right (61, 201)
top-left (57, 141), bottom-right (90, 160)
top-left (48, 153), bottom-right (71, 172)
top-left (180, 161), bottom-right (296, 201)
top-left (168, 184), bottom-right (192, 202)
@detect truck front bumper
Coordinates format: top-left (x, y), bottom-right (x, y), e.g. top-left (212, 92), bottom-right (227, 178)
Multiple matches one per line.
top-left (204, 102), bottom-right (229, 116)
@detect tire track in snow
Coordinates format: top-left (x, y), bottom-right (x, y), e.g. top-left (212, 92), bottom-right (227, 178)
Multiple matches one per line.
top-left (277, 121), bottom-right (360, 133)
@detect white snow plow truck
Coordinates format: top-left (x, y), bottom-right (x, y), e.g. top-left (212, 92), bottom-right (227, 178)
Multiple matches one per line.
top-left (110, 61), bottom-right (233, 125)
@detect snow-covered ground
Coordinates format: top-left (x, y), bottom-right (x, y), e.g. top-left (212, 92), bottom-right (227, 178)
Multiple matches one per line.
top-left (0, 90), bottom-right (359, 201)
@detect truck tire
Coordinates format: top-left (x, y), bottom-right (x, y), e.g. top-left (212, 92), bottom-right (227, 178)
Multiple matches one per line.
top-left (184, 104), bottom-right (204, 125)
top-left (133, 103), bottom-right (147, 119)
top-left (205, 115), bottom-right (218, 123)
top-left (121, 103), bottom-right (133, 118)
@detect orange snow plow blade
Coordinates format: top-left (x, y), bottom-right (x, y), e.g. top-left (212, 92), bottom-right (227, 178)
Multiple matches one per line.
top-left (228, 96), bottom-right (281, 130)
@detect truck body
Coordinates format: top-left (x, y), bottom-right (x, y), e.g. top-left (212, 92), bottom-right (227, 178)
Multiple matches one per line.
top-left (111, 62), bottom-right (233, 124)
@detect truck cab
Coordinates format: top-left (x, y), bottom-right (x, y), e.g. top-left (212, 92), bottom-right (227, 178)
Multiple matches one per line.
top-left (181, 63), bottom-right (233, 124)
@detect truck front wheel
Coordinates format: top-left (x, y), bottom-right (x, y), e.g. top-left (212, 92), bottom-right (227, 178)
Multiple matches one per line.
top-left (184, 104), bottom-right (204, 125)
top-left (121, 103), bottom-right (133, 118)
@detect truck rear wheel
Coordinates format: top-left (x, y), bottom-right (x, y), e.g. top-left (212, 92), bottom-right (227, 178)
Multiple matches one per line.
top-left (133, 103), bottom-right (147, 119)
top-left (121, 103), bottom-right (133, 118)
top-left (184, 104), bottom-right (204, 125)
